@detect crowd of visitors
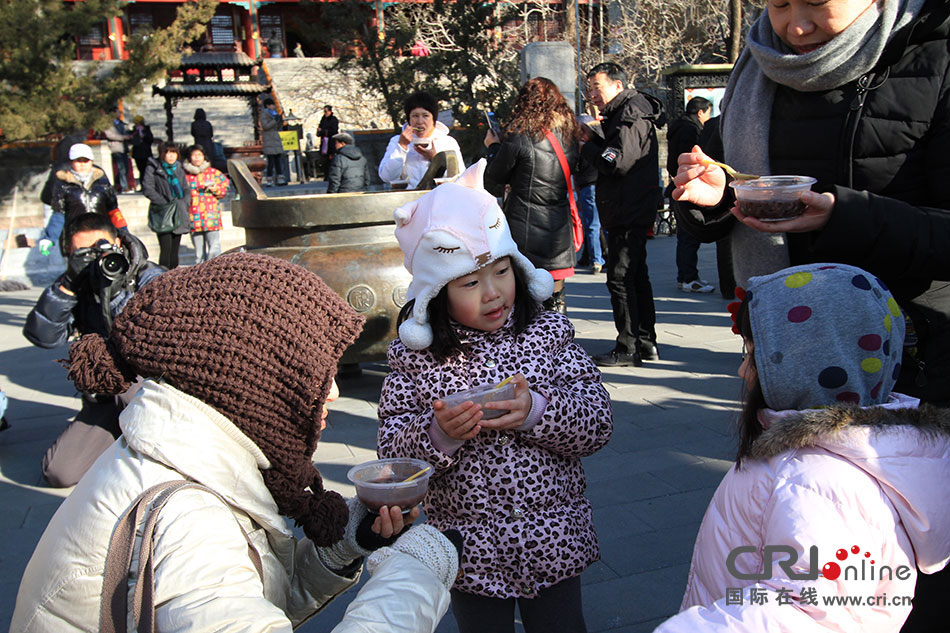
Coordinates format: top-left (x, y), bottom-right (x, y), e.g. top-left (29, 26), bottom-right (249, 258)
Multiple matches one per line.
top-left (9, 6), bottom-right (950, 626)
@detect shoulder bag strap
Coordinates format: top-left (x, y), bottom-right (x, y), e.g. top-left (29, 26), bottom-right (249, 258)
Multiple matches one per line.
top-left (100, 480), bottom-right (264, 633)
top-left (544, 130), bottom-right (584, 252)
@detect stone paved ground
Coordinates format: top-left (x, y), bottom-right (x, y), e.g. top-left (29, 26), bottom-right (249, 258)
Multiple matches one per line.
top-left (0, 233), bottom-right (741, 632)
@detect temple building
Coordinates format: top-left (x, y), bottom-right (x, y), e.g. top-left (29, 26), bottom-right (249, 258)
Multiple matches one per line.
top-left (70, 0), bottom-right (603, 62)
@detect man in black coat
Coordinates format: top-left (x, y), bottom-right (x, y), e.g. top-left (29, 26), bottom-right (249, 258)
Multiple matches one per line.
top-left (317, 105), bottom-right (341, 178)
top-left (24, 213), bottom-right (163, 487)
top-left (667, 97), bottom-right (714, 294)
top-left (326, 132), bottom-right (369, 193)
top-left (129, 115), bottom-right (154, 190)
top-left (580, 62), bottom-right (665, 367)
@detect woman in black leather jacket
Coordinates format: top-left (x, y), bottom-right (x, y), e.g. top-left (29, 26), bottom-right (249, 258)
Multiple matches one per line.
top-left (484, 77), bottom-right (579, 314)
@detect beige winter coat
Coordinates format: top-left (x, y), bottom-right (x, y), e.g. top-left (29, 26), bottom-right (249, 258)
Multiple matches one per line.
top-left (12, 380), bottom-right (451, 633)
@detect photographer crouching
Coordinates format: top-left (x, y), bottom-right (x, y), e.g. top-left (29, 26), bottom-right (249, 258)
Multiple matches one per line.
top-left (23, 213), bottom-right (164, 487)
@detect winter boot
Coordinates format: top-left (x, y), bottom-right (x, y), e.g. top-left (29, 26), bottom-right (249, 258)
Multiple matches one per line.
top-left (543, 289), bottom-right (567, 316)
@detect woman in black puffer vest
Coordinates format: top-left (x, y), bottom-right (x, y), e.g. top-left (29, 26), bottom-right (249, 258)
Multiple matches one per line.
top-left (484, 77), bottom-right (579, 314)
top-left (672, 2), bottom-right (950, 629)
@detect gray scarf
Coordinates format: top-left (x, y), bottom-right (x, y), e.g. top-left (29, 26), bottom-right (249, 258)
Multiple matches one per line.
top-left (721, 0), bottom-right (924, 287)
top-left (70, 168), bottom-right (95, 189)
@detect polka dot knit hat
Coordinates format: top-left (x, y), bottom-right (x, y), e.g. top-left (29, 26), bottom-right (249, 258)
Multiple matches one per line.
top-left (67, 252), bottom-right (365, 546)
top-left (746, 263), bottom-right (905, 411)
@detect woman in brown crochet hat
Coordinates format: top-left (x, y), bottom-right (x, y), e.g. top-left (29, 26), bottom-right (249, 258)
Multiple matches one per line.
top-left (11, 252), bottom-right (461, 633)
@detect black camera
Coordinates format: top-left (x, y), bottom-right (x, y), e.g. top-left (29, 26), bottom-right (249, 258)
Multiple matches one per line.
top-left (89, 239), bottom-right (130, 284)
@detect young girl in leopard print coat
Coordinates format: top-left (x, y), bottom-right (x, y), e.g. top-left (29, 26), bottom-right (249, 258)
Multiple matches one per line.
top-left (378, 160), bottom-right (613, 633)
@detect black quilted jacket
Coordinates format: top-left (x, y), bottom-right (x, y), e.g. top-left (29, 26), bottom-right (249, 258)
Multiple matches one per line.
top-left (49, 166), bottom-right (118, 229)
top-left (679, 0), bottom-right (950, 403)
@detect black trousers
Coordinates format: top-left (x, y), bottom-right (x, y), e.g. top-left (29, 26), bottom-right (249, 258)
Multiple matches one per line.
top-left (133, 156), bottom-right (149, 187)
top-left (266, 154), bottom-right (284, 182)
top-left (901, 563), bottom-right (950, 632)
top-left (157, 232), bottom-right (182, 269)
top-left (605, 224), bottom-right (657, 353)
top-left (451, 575), bottom-right (586, 633)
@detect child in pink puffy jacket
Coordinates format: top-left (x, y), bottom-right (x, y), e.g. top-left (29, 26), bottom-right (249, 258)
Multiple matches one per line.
top-left (655, 263), bottom-right (950, 633)
top-left (377, 160), bottom-right (613, 633)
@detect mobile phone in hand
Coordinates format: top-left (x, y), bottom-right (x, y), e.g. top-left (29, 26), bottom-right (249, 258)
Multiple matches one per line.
top-left (485, 111), bottom-right (501, 138)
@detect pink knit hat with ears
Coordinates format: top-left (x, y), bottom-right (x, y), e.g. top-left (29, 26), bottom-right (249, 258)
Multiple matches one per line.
top-left (393, 159), bottom-right (554, 350)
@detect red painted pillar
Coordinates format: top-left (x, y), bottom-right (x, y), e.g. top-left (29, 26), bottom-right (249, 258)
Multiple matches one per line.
top-left (241, 7), bottom-right (255, 57)
top-left (248, 1), bottom-right (261, 58)
top-left (108, 15), bottom-right (126, 60)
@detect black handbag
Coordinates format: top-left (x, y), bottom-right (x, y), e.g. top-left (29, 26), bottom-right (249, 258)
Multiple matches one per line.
top-left (147, 201), bottom-right (178, 234)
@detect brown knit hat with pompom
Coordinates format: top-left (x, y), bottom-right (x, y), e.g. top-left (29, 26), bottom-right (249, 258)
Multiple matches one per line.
top-left (67, 252), bottom-right (364, 546)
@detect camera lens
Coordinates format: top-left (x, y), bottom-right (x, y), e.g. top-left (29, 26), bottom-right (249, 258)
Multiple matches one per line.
top-left (98, 252), bottom-right (129, 280)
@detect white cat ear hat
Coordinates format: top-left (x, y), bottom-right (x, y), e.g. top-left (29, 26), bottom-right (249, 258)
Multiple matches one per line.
top-left (393, 159), bottom-right (554, 350)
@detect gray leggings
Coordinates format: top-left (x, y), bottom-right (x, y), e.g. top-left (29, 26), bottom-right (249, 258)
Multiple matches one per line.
top-left (191, 230), bottom-right (221, 263)
top-left (42, 395), bottom-right (121, 487)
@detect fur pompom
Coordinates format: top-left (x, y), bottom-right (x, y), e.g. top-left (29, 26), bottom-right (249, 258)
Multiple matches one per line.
top-left (527, 266), bottom-right (555, 302)
top-left (66, 334), bottom-right (134, 395)
top-left (398, 317), bottom-right (434, 351)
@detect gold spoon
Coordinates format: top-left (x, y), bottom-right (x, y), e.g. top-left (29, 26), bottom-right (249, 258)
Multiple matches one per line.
top-left (496, 375), bottom-right (516, 389)
top-left (702, 159), bottom-right (759, 181)
top-left (403, 465), bottom-right (431, 483)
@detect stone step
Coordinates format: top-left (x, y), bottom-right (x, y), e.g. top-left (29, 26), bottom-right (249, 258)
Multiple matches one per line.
top-left (129, 92), bottom-right (255, 148)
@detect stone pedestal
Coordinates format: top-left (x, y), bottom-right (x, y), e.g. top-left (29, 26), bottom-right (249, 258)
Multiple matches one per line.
top-left (519, 42), bottom-right (577, 111)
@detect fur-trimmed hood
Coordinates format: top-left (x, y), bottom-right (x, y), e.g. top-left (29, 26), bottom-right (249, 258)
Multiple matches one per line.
top-left (55, 166), bottom-right (107, 188)
top-left (751, 401), bottom-right (950, 573)
top-left (183, 159), bottom-right (210, 175)
top-left (750, 401), bottom-right (950, 459)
